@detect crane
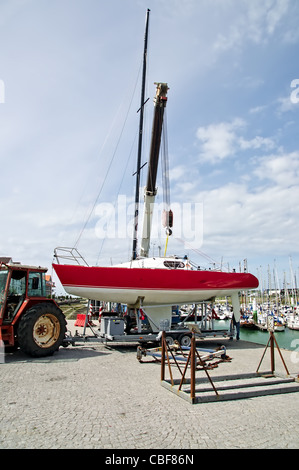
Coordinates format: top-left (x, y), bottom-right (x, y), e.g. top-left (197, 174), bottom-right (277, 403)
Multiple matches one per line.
top-left (140, 82), bottom-right (171, 258)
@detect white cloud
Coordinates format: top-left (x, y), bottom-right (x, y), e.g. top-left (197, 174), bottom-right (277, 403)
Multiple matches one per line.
top-left (193, 173), bottom-right (299, 261)
top-left (213, 0), bottom-right (292, 51)
top-left (249, 93), bottom-right (298, 119)
top-left (249, 105), bottom-right (268, 114)
top-left (276, 95), bottom-right (298, 114)
top-left (196, 118), bottom-right (275, 163)
top-left (254, 151), bottom-right (299, 187)
top-left (239, 136), bottom-right (275, 151)
top-left (169, 165), bottom-right (187, 181)
top-left (196, 118), bottom-right (245, 163)
top-left (266, 0), bottom-right (290, 35)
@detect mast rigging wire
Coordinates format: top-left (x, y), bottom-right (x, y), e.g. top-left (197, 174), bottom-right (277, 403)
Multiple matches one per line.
top-left (175, 237), bottom-right (227, 271)
top-left (74, 65), bottom-right (143, 249)
top-left (95, 127), bottom-right (139, 265)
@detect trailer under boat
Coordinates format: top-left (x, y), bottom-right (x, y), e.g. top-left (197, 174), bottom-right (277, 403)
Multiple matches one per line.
top-left (60, 300), bottom-right (235, 349)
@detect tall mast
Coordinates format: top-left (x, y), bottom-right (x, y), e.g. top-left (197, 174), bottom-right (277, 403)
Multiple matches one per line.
top-left (132, 8), bottom-right (150, 260)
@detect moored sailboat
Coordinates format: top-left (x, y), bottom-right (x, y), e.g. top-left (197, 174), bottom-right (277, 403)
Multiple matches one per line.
top-left (287, 315), bottom-right (299, 331)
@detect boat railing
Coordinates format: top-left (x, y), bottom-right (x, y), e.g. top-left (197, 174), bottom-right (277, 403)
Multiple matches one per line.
top-left (53, 247), bottom-right (89, 266)
top-left (189, 259), bottom-right (225, 272)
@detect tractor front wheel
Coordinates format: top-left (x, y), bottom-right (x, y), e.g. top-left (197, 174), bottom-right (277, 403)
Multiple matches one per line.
top-left (17, 303), bottom-right (66, 357)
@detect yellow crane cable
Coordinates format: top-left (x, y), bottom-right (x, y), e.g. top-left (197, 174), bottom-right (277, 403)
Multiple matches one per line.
top-left (164, 234), bottom-right (169, 257)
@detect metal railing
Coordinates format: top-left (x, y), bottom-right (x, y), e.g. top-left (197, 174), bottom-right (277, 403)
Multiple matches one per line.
top-left (53, 247), bottom-right (89, 266)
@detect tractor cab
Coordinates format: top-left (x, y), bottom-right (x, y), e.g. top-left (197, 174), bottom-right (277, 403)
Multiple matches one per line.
top-left (0, 260), bottom-right (66, 357)
top-left (1, 263), bottom-right (46, 321)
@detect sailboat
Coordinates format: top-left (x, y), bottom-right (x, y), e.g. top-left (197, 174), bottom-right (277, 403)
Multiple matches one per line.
top-left (53, 10), bottom-right (258, 333)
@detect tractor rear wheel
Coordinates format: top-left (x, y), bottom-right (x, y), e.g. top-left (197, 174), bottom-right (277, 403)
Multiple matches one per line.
top-left (17, 303), bottom-right (67, 357)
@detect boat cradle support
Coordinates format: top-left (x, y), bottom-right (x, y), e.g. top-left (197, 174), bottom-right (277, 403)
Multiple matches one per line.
top-left (159, 331), bottom-right (299, 404)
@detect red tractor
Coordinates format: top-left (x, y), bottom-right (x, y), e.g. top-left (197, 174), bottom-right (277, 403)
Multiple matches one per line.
top-left (0, 259), bottom-right (66, 357)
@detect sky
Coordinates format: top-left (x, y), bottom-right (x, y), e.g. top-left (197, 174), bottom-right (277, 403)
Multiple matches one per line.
top-left (0, 0), bottom-right (299, 295)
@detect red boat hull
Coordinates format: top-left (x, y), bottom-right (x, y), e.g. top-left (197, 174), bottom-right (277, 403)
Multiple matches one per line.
top-left (53, 263), bottom-right (259, 306)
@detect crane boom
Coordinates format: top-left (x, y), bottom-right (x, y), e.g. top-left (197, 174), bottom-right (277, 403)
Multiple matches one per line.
top-left (140, 82), bottom-right (169, 258)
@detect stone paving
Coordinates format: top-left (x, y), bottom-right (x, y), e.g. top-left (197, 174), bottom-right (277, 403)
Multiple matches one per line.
top-left (1, 321), bottom-right (299, 450)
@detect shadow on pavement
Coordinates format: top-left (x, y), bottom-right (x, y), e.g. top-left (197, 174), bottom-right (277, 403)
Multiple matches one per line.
top-left (2, 345), bottom-right (111, 364)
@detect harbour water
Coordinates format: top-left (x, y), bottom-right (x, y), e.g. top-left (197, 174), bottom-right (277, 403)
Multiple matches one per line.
top-left (215, 319), bottom-right (299, 351)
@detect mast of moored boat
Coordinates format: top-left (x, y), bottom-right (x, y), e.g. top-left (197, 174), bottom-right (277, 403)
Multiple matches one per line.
top-left (132, 8), bottom-right (150, 260)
